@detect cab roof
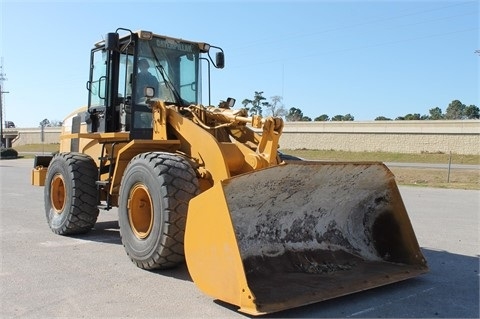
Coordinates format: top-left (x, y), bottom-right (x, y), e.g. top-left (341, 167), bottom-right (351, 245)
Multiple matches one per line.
top-left (94, 29), bottom-right (210, 53)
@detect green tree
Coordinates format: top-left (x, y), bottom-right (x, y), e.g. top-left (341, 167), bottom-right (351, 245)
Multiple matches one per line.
top-left (464, 105), bottom-right (479, 119)
top-left (445, 100), bottom-right (466, 119)
top-left (374, 116), bottom-right (392, 121)
top-left (39, 118), bottom-right (50, 127)
top-left (428, 107), bottom-right (443, 120)
top-left (404, 113), bottom-right (422, 120)
top-left (314, 114), bottom-right (329, 121)
top-left (286, 107), bottom-right (303, 121)
top-left (39, 118), bottom-right (62, 127)
top-left (331, 115), bottom-right (344, 121)
top-left (242, 91), bottom-right (267, 116)
top-left (331, 114), bottom-right (354, 121)
top-left (49, 120), bottom-right (63, 127)
top-left (286, 107), bottom-right (311, 121)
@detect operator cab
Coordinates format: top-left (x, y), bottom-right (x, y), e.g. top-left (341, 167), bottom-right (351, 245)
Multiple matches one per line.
top-left (85, 28), bottom-right (224, 139)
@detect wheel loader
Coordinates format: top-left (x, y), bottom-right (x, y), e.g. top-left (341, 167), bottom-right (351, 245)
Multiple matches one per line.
top-left (31, 28), bottom-right (428, 315)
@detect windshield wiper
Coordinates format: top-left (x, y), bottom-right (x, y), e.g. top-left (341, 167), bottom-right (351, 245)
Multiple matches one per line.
top-left (147, 42), bottom-right (185, 106)
top-left (156, 64), bottom-right (185, 106)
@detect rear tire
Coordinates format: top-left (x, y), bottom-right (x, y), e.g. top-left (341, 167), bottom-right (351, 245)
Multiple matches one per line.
top-left (118, 152), bottom-right (199, 270)
top-left (44, 153), bottom-right (99, 235)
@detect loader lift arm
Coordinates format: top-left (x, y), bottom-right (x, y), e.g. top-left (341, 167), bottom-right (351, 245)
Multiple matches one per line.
top-left (148, 99), bottom-right (284, 182)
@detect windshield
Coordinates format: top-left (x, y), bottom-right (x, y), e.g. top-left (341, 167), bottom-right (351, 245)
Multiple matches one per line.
top-left (135, 37), bottom-right (200, 105)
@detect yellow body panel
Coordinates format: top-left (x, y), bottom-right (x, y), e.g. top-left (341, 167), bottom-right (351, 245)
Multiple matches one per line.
top-left (31, 167), bottom-right (47, 186)
top-left (185, 183), bottom-right (261, 315)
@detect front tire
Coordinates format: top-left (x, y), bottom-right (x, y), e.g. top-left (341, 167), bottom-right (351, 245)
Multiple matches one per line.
top-left (44, 153), bottom-right (99, 235)
top-left (118, 152), bottom-right (199, 270)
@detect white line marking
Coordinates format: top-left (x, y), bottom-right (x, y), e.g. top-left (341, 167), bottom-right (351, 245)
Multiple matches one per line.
top-left (39, 239), bottom-right (89, 247)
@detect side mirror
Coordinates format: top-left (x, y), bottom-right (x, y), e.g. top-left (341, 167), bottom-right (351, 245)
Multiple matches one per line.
top-left (105, 32), bottom-right (119, 51)
top-left (226, 97), bottom-right (235, 107)
top-left (218, 97), bottom-right (236, 109)
top-left (215, 52), bottom-right (225, 69)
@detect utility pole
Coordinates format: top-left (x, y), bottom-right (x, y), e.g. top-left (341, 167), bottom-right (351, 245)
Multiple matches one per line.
top-left (0, 85), bottom-right (8, 148)
top-left (0, 60), bottom-right (9, 147)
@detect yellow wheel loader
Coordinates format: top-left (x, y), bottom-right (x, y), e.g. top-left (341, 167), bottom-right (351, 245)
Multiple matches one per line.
top-left (31, 28), bottom-right (428, 315)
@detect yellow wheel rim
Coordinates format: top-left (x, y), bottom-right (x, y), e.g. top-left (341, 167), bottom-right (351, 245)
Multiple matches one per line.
top-left (50, 174), bottom-right (66, 214)
top-left (128, 184), bottom-right (153, 239)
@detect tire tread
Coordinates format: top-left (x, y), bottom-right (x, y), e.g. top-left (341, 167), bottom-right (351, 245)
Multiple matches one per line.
top-left (46, 153), bottom-right (99, 235)
top-left (120, 152), bottom-right (199, 270)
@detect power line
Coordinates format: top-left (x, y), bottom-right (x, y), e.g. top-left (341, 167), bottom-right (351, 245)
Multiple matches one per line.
top-left (228, 26), bottom-right (478, 69)
top-left (231, 1), bottom-right (477, 51)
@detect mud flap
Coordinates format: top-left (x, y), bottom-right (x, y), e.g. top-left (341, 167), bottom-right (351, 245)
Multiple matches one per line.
top-left (185, 161), bottom-right (428, 315)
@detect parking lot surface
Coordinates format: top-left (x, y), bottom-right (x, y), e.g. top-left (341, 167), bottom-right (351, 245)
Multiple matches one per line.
top-left (1, 158), bottom-right (478, 318)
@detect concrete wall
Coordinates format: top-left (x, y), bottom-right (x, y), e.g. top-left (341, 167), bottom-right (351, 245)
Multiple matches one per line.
top-left (279, 120), bottom-right (480, 155)
top-left (8, 127), bottom-right (61, 146)
top-left (7, 120), bottom-right (480, 155)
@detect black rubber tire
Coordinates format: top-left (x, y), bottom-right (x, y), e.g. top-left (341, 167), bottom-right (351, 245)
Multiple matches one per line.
top-left (118, 152), bottom-right (199, 270)
top-left (44, 152), bottom-right (99, 235)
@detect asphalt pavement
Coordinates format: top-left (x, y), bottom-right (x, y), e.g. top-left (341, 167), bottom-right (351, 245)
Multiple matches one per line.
top-left (0, 158), bottom-right (478, 318)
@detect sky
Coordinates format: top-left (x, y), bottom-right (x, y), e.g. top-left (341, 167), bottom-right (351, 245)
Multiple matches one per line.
top-left (0, 0), bottom-right (478, 127)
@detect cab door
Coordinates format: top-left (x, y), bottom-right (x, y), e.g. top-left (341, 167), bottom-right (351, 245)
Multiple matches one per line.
top-left (87, 38), bottom-right (123, 134)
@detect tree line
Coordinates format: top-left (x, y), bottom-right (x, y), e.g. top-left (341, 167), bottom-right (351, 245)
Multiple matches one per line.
top-left (41, 94), bottom-right (478, 126)
top-left (241, 92), bottom-right (479, 121)
top-left (375, 100), bottom-right (479, 121)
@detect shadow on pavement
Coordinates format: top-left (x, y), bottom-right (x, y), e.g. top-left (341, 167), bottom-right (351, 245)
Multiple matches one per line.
top-left (73, 219), bottom-right (194, 282)
top-left (72, 220), bottom-right (121, 245)
top-left (259, 249), bottom-right (479, 318)
top-left (69, 223), bottom-right (480, 318)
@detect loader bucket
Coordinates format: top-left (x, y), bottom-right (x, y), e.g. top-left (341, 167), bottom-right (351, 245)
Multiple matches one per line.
top-left (184, 161), bottom-right (428, 315)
